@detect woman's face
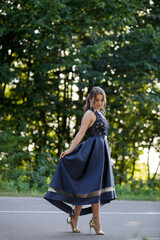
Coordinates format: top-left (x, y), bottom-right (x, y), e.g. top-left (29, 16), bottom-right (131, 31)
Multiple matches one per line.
top-left (90, 94), bottom-right (104, 110)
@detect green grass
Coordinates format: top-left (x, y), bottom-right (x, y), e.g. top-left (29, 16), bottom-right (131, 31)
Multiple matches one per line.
top-left (117, 193), bottom-right (160, 201)
top-left (0, 189), bottom-right (159, 201)
top-left (0, 179), bottom-right (159, 201)
top-left (115, 182), bottom-right (160, 201)
top-left (0, 190), bottom-right (44, 197)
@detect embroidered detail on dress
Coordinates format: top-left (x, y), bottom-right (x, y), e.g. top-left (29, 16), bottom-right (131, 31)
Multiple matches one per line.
top-left (87, 107), bottom-right (109, 136)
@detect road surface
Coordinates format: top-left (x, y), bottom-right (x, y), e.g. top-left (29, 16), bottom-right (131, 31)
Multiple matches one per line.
top-left (0, 197), bottom-right (160, 240)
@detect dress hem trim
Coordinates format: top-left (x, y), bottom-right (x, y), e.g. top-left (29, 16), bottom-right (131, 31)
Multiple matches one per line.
top-left (48, 186), bottom-right (115, 198)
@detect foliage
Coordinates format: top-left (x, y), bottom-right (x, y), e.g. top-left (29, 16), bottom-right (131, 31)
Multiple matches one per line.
top-left (116, 178), bottom-right (160, 201)
top-left (0, 0), bottom-right (160, 189)
top-left (0, 177), bottom-right (160, 201)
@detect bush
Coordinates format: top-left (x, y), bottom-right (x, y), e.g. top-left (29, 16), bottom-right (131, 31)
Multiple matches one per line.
top-left (115, 179), bottom-right (160, 201)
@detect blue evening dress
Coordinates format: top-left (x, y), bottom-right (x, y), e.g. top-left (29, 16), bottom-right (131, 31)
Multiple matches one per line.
top-left (43, 107), bottom-right (116, 216)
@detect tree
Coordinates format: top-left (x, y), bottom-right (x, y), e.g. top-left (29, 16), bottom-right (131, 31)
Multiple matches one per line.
top-left (0, 0), bottom-right (159, 189)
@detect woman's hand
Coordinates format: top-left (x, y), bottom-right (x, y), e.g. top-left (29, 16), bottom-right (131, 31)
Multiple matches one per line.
top-left (60, 149), bottom-right (71, 159)
top-left (59, 111), bottom-right (93, 159)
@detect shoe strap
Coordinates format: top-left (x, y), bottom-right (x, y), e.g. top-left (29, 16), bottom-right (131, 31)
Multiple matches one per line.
top-left (72, 215), bottom-right (79, 219)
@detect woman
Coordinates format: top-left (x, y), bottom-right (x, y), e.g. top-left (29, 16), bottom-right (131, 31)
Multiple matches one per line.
top-left (44, 86), bottom-right (116, 235)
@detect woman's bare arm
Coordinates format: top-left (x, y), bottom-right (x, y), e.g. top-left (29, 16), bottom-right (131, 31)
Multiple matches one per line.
top-left (60, 110), bottom-right (93, 159)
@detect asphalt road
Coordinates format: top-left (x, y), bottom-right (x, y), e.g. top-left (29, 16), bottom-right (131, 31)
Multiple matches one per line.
top-left (0, 197), bottom-right (160, 240)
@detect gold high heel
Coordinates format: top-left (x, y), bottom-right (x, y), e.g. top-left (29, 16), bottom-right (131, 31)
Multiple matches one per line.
top-left (66, 215), bottom-right (80, 233)
top-left (89, 217), bottom-right (105, 235)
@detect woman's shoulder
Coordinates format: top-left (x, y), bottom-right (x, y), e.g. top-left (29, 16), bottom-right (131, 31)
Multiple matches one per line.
top-left (84, 107), bottom-right (94, 115)
top-left (85, 107), bottom-right (95, 115)
top-left (83, 107), bottom-right (95, 120)
top-left (87, 107), bottom-right (94, 112)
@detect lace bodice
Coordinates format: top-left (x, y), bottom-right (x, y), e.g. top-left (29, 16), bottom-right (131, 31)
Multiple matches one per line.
top-left (87, 107), bottom-right (109, 136)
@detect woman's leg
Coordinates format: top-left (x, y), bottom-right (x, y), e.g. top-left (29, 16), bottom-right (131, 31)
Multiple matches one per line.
top-left (91, 202), bottom-right (104, 234)
top-left (92, 203), bottom-right (100, 222)
top-left (74, 205), bottom-right (83, 216)
top-left (72, 205), bottom-right (83, 227)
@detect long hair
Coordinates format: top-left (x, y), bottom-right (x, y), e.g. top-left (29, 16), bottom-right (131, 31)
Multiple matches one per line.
top-left (83, 86), bottom-right (107, 114)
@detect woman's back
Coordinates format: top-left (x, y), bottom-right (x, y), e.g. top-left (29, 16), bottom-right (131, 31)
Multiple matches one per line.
top-left (87, 107), bottom-right (109, 136)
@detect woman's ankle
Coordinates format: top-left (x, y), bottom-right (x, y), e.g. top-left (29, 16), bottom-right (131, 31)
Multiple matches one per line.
top-left (93, 218), bottom-right (101, 229)
top-left (71, 215), bottom-right (79, 227)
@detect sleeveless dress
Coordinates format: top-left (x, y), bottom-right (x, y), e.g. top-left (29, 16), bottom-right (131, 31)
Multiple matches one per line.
top-left (43, 107), bottom-right (116, 216)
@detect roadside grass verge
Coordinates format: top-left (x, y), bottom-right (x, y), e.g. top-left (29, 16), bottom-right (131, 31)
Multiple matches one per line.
top-left (0, 183), bottom-right (159, 201)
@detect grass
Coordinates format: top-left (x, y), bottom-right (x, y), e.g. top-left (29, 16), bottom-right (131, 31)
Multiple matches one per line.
top-left (0, 190), bottom-right (44, 197)
top-left (0, 179), bottom-right (160, 201)
top-left (0, 189), bottom-right (160, 201)
top-left (117, 193), bottom-right (160, 201)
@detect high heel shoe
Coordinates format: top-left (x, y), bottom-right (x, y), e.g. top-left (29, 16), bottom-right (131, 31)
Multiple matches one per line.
top-left (89, 217), bottom-right (105, 235)
top-left (66, 215), bottom-right (80, 233)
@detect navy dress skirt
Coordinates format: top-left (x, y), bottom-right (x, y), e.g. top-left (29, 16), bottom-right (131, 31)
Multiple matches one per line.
top-left (44, 107), bottom-right (116, 216)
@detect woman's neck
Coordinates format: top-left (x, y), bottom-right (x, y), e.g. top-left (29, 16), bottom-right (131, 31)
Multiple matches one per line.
top-left (91, 107), bottom-right (101, 112)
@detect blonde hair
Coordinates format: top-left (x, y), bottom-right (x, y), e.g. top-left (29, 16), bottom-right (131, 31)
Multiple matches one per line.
top-left (84, 86), bottom-right (106, 113)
